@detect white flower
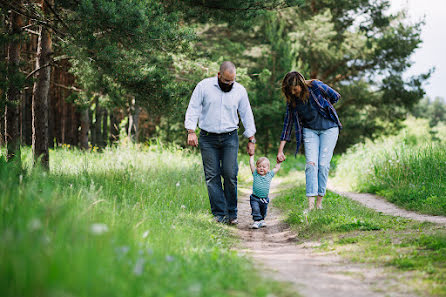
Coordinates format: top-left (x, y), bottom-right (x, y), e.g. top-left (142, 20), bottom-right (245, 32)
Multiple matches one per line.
top-left (142, 230), bottom-right (149, 239)
top-left (166, 255), bottom-right (175, 262)
top-left (28, 218), bottom-right (42, 231)
top-left (181, 205), bottom-right (186, 209)
top-left (133, 258), bottom-right (145, 276)
top-left (115, 246), bottom-right (130, 256)
top-left (176, 182), bottom-right (180, 187)
top-left (90, 223), bottom-right (109, 235)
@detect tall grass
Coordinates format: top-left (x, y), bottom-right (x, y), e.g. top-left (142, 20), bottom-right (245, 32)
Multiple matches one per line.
top-left (334, 118), bottom-right (446, 215)
top-left (1, 145), bottom-right (294, 297)
top-left (273, 180), bottom-right (446, 296)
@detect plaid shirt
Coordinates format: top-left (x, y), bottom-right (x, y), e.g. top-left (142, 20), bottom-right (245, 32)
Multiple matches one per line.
top-left (280, 80), bottom-right (342, 155)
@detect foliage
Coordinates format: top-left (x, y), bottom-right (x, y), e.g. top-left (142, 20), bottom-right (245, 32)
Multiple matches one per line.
top-left (334, 117), bottom-right (446, 215)
top-left (274, 180), bottom-right (446, 296)
top-left (283, 0), bottom-right (430, 151)
top-left (0, 146), bottom-right (296, 297)
top-left (412, 97), bottom-right (446, 128)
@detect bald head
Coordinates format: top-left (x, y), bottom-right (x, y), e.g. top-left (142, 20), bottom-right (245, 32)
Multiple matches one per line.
top-left (220, 61), bottom-right (236, 74)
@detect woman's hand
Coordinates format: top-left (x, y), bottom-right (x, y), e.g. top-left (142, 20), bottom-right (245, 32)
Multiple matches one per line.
top-left (277, 151), bottom-right (286, 163)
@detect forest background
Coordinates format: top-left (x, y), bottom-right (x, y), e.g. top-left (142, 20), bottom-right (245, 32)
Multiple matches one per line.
top-left (1, 0), bottom-right (444, 170)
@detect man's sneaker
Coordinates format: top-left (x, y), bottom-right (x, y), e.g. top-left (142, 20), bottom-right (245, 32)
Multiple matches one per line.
top-left (251, 221), bottom-right (262, 229)
top-left (214, 216), bottom-right (227, 224)
top-left (228, 218), bottom-right (238, 225)
top-left (259, 220), bottom-right (267, 228)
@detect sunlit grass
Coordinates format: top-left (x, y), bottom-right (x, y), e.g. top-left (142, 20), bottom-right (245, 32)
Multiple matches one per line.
top-left (273, 178), bottom-right (446, 297)
top-left (1, 145), bottom-right (296, 297)
top-left (334, 117), bottom-right (446, 215)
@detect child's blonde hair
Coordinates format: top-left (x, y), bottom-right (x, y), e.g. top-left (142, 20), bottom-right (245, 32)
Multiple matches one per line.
top-left (256, 157), bottom-right (270, 168)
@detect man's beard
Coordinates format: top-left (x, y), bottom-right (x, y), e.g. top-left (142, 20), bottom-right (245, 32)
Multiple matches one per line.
top-left (218, 78), bottom-right (234, 92)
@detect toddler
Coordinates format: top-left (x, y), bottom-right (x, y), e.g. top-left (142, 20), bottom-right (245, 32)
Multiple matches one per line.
top-left (249, 155), bottom-right (281, 229)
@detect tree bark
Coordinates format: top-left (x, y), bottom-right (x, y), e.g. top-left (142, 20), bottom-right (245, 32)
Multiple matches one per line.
top-left (5, 6), bottom-right (23, 165)
top-left (0, 110), bottom-right (4, 147)
top-left (32, 0), bottom-right (53, 169)
top-left (128, 97), bottom-right (140, 142)
top-left (102, 108), bottom-right (108, 147)
top-left (109, 110), bottom-right (120, 144)
top-left (94, 97), bottom-right (103, 147)
top-left (79, 108), bottom-right (89, 149)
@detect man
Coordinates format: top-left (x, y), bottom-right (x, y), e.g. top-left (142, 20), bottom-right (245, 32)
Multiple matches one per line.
top-left (185, 61), bottom-right (256, 224)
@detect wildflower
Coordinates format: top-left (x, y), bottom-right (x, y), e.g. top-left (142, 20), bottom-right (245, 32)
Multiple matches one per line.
top-left (142, 230), bottom-right (149, 239)
top-left (176, 182), bottom-right (180, 187)
top-left (133, 258), bottom-right (145, 276)
top-left (181, 205), bottom-right (186, 209)
top-left (166, 255), bottom-right (175, 262)
top-left (188, 283), bottom-right (202, 295)
top-left (90, 223), bottom-right (109, 235)
top-left (28, 218), bottom-right (42, 231)
top-left (115, 246), bottom-right (130, 256)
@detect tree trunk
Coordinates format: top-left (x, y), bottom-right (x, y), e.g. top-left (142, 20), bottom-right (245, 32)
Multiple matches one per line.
top-left (128, 97), bottom-right (140, 142)
top-left (22, 87), bottom-right (33, 146)
top-left (71, 105), bottom-right (79, 146)
top-left (0, 111), bottom-right (4, 147)
top-left (109, 110), bottom-right (120, 144)
top-left (94, 97), bottom-right (103, 147)
top-left (32, 0), bottom-right (53, 169)
top-left (102, 109), bottom-right (108, 147)
top-left (5, 6), bottom-right (23, 165)
top-left (79, 108), bottom-right (89, 149)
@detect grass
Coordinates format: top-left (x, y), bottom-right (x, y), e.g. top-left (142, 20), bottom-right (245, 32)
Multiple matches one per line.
top-left (273, 172), bottom-right (446, 296)
top-left (334, 117), bottom-right (446, 216)
top-left (1, 145), bottom-right (296, 297)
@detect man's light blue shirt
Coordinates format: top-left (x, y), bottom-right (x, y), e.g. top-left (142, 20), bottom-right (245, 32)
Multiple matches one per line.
top-left (184, 76), bottom-right (256, 138)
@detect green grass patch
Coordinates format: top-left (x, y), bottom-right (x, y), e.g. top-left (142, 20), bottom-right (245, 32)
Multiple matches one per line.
top-left (1, 146), bottom-right (297, 297)
top-left (274, 179), bottom-right (446, 296)
top-left (334, 117), bottom-right (446, 216)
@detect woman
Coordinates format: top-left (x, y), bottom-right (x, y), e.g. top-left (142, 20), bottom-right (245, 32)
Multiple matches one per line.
top-left (277, 71), bottom-right (342, 210)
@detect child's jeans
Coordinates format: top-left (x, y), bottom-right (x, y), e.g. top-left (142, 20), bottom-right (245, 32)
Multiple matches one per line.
top-left (250, 194), bottom-right (269, 221)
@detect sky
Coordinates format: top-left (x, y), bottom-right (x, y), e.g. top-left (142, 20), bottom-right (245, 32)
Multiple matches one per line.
top-left (389, 0), bottom-right (446, 100)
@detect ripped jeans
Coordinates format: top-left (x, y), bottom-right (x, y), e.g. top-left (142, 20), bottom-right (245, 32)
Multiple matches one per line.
top-left (303, 127), bottom-right (339, 197)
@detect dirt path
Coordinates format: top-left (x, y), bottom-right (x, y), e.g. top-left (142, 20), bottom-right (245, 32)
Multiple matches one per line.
top-left (236, 180), bottom-right (417, 297)
top-left (327, 182), bottom-right (446, 225)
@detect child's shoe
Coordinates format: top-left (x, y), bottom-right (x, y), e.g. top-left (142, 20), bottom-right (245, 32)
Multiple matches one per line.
top-left (259, 220), bottom-right (267, 228)
top-left (251, 221), bottom-right (262, 229)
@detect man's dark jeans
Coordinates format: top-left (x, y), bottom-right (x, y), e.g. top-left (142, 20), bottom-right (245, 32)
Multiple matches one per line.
top-left (250, 194), bottom-right (269, 221)
top-left (199, 130), bottom-right (239, 221)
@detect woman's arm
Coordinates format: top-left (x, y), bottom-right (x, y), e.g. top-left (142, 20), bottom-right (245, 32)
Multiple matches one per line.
top-left (313, 80), bottom-right (341, 104)
top-left (277, 140), bottom-right (287, 163)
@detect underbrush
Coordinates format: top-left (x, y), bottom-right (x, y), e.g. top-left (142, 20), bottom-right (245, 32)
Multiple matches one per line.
top-left (1, 145), bottom-right (295, 297)
top-left (334, 117), bottom-right (446, 215)
top-left (274, 179), bottom-right (446, 296)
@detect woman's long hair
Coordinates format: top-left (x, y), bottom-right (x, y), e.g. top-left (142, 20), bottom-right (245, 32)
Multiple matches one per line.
top-left (281, 71), bottom-right (310, 107)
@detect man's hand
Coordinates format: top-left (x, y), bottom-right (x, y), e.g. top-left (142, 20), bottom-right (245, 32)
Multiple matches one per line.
top-left (247, 142), bottom-right (255, 156)
top-left (187, 132), bottom-right (198, 147)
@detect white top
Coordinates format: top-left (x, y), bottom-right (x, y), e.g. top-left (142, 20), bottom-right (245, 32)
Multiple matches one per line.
top-left (184, 76), bottom-right (256, 138)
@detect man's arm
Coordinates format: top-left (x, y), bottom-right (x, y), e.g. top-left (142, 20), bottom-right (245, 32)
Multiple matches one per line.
top-left (238, 88), bottom-right (256, 155)
top-left (185, 83), bottom-right (203, 147)
top-left (249, 155), bottom-right (256, 174)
